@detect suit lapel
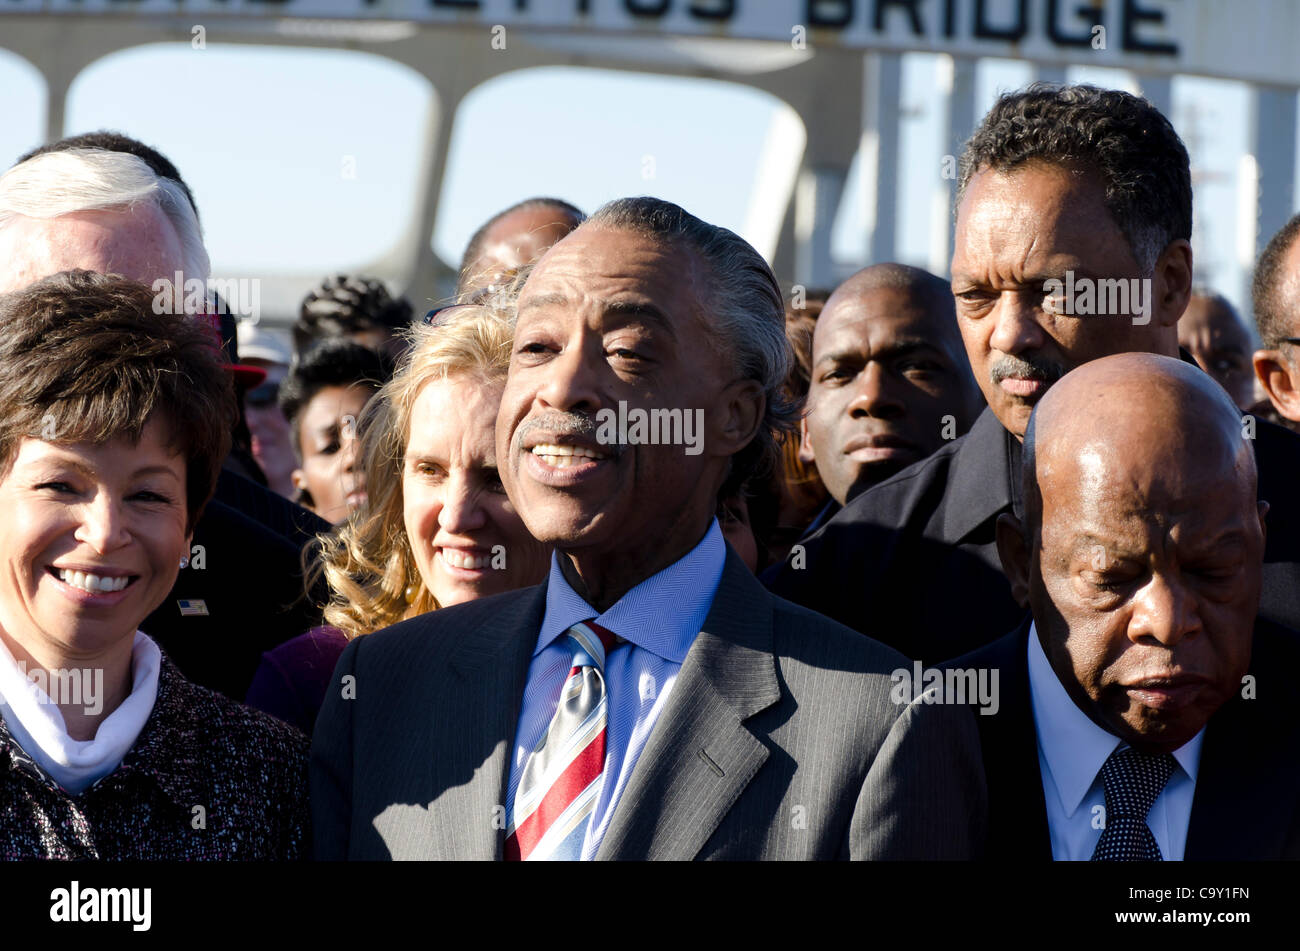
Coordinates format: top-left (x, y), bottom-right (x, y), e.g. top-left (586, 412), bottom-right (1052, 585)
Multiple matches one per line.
top-left (1186, 620), bottom-right (1300, 860)
top-left (427, 587), bottom-right (543, 860)
top-left (596, 552), bottom-right (781, 860)
top-left (975, 620), bottom-right (1054, 860)
top-left (941, 407), bottom-right (1015, 543)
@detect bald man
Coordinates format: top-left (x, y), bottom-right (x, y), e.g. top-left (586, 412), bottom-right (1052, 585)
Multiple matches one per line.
top-left (457, 197), bottom-right (584, 297)
top-left (800, 264), bottom-right (983, 509)
top-left (1178, 291), bottom-right (1257, 410)
top-left (949, 353), bottom-right (1300, 860)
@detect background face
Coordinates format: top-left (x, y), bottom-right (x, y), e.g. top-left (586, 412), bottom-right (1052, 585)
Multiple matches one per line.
top-left (496, 225), bottom-right (727, 559)
top-left (951, 162), bottom-right (1163, 438)
top-left (0, 419), bottom-right (189, 663)
top-left (1179, 296), bottom-right (1255, 410)
top-left (804, 285), bottom-right (977, 500)
top-left (293, 383), bottom-right (373, 524)
top-left (403, 376), bottom-right (548, 608)
top-left (1029, 443), bottom-right (1260, 753)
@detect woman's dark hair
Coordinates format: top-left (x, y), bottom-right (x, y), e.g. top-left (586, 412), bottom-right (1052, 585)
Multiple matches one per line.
top-left (0, 269), bottom-right (236, 533)
top-left (294, 276), bottom-right (413, 358)
top-left (278, 339), bottom-right (396, 458)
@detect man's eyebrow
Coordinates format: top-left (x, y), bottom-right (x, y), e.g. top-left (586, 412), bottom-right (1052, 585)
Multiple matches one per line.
top-left (815, 338), bottom-right (944, 367)
top-left (952, 266), bottom-right (1098, 289)
top-left (518, 292), bottom-right (568, 314)
top-left (598, 299), bottom-right (677, 338)
top-left (1190, 528), bottom-right (1248, 551)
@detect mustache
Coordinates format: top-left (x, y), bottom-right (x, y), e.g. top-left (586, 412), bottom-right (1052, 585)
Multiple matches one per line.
top-left (515, 412), bottom-right (626, 456)
top-left (989, 353), bottom-right (1066, 387)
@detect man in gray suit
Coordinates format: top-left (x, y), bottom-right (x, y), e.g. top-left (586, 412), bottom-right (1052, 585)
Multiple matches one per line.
top-left (310, 197), bottom-right (986, 860)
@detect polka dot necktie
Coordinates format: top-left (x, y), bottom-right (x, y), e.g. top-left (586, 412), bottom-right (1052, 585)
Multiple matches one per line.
top-left (1090, 747), bottom-right (1178, 861)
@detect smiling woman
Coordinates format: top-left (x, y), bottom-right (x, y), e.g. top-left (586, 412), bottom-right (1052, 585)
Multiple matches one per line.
top-left (243, 302), bottom-right (550, 734)
top-left (0, 270), bottom-right (309, 859)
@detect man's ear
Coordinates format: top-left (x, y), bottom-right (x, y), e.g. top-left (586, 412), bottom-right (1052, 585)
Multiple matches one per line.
top-left (1153, 239), bottom-right (1193, 329)
top-left (1253, 349), bottom-right (1300, 424)
top-left (714, 378), bottom-right (765, 459)
top-left (798, 412), bottom-right (816, 465)
top-left (995, 511), bottom-right (1032, 609)
top-left (291, 469), bottom-right (315, 510)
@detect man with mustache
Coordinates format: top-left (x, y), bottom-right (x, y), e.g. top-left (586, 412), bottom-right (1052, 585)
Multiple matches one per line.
top-left (799, 263), bottom-right (983, 512)
top-left (951, 353), bottom-right (1300, 860)
top-left (767, 84), bottom-right (1300, 664)
top-left (311, 197), bottom-right (986, 860)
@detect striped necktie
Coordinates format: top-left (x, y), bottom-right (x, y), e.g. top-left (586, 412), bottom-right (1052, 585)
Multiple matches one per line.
top-left (505, 620), bottom-right (620, 861)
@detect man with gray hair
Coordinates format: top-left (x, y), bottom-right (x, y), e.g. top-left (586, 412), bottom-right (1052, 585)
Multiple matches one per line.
top-left (0, 135), bottom-right (330, 702)
top-left (312, 196), bottom-right (986, 860)
top-left (0, 145), bottom-right (208, 295)
top-left (768, 83), bottom-right (1300, 665)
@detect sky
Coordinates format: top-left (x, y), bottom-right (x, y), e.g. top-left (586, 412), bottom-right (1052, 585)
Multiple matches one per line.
top-left (0, 31), bottom-right (1276, 328)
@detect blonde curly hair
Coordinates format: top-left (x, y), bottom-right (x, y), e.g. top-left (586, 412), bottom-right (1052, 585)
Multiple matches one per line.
top-left (310, 304), bottom-right (514, 638)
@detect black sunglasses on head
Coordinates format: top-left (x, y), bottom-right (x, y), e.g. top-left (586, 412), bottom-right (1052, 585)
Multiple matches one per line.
top-left (423, 304), bottom-right (480, 327)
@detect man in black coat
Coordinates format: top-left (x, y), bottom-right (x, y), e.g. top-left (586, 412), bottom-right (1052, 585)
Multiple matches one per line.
top-left (767, 84), bottom-right (1300, 663)
top-left (947, 353), bottom-right (1300, 860)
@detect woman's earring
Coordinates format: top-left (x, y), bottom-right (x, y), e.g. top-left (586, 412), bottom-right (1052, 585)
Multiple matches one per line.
top-left (404, 585), bottom-right (416, 605)
top-left (180, 556), bottom-right (189, 569)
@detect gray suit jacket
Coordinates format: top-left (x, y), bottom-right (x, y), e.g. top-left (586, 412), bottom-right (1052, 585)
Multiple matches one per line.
top-left (310, 549), bottom-right (987, 859)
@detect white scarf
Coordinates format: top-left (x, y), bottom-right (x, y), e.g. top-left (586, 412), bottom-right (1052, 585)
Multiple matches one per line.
top-left (0, 631), bottom-right (161, 794)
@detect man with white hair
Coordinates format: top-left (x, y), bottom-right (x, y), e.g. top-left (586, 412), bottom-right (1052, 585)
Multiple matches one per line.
top-left (0, 148), bottom-right (207, 295)
top-left (0, 134), bottom-right (330, 702)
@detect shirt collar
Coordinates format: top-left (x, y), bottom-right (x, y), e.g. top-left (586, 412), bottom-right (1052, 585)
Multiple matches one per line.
top-left (0, 646), bottom-right (210, 808)
top-left (537, 519), bottom-right (727, 663)
top-left (1027, 621), bottom-right (1203, 818)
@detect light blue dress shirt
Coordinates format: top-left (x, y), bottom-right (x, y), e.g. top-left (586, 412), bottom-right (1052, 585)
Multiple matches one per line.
top-left (505, 519), bottom-right (726, 860)
top-left (1026, 622), bottom-right (1204, 860)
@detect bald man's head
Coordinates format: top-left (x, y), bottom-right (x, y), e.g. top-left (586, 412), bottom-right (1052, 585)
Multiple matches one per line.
top-left (800, 263), bottom-right (983, 502)
top-left (1000, 353), bottom-right (1264, 753)
top-left (458, 198), bottom-right (584, 297)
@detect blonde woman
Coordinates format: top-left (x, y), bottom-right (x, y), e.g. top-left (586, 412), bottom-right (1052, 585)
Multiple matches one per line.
top-left (245, 306), bottom-right (550, 732)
